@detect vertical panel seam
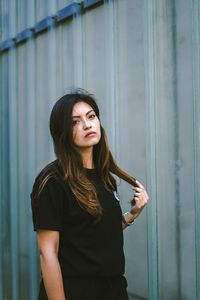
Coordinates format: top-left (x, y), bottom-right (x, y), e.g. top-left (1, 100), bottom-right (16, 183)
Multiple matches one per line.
top-left (144, 0), bottom-right (159, 298)
top-left (104, 0), bottom-right (117, 152)
top-left (171, 0), bottom-right (182, 297)
top-left (8, 47), bottom-right (19, 300)
top-left (191, 0), bottom-right (200, 298)
top-left (73, 8), bottom-right (83, 87)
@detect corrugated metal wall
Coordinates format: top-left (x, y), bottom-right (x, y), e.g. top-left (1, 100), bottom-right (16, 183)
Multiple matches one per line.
top-left (0, 0), bottom-right (200, 299)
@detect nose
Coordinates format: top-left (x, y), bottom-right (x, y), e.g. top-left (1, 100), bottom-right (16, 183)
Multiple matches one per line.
top-left (83, 119), bottom-right (92, 130)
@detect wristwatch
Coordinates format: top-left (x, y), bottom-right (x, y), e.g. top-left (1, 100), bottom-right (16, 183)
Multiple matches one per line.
top-left (122, 212), bottom-right (136, 226)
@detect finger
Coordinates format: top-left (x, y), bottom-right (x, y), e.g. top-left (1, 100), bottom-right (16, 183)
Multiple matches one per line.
top-left (132, 187), bottom-right (143, 192)
top-left (134, 193), bottom-right (147, 202)
top-left (133, 186), bottom-right (149, 200)
top-left (135, 180), bottom-right (145, 189)
top-left (134, 192), bottom-right (141, 198)
top-left (143, 190), bottom-right (149, 200)
top-left (134, 197), bottom-right (140, 202)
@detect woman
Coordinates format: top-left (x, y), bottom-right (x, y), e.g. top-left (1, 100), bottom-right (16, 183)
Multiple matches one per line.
top-left (31, 89), bottom-right (149, 300)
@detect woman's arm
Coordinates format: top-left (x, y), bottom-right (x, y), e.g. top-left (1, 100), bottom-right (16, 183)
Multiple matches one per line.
top-left (37, 230), bottom-right (66, 300)
top-left (122, 180), bottom-right (149, 230)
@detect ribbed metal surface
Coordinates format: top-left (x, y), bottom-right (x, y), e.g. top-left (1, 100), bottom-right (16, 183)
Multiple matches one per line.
top-left (0, 1), bottom-right (200, 299)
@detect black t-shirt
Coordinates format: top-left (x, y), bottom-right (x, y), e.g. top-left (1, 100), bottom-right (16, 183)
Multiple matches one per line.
top-left (31, 168), bottom-right (125, 278)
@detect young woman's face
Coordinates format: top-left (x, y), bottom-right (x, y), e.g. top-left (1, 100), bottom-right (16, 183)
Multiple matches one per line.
top-left (72, 101), bottom-right (101, 150)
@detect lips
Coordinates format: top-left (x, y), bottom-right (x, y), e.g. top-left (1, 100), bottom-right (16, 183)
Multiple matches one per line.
top-left (85, 131), bottom-right (96, 137)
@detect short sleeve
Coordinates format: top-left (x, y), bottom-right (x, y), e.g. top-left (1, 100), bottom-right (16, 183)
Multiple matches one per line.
top-left (31, 178), bottom-right (65, 232)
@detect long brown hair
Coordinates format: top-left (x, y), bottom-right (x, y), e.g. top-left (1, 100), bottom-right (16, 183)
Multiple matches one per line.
top-left (32, 89), bottom-right (138, 220)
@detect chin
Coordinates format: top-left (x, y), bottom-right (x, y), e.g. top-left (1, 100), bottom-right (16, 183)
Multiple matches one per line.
top-left (76, 138), bottom-right (100, 148)
top-left (85, 140), bottom-right (100, 147)
top-left (91, 136), bottom-right (101, 145)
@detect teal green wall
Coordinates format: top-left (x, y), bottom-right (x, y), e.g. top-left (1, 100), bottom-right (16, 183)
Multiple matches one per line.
top-left (0, 1), bottom-right (200, 299)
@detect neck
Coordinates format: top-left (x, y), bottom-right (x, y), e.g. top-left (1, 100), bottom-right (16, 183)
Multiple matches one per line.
top-left (80, 147), bottom-right (94, 169)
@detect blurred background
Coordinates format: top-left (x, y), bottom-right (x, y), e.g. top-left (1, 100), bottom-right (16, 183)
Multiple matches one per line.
top-left (0, 0), bottom-right (200, 299)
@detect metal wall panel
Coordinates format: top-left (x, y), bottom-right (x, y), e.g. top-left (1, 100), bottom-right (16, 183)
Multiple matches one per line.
top-left (144, 1), bottom-right (180, 298)
top-left (191, 2), bottom-right (200, 298)
top-left (0, 0), bottom-right (9, 41)
top-left (0, 0), bottom-right (200, 299)
top-left (0, 54), bottom-right (11, 300)
top-left (112, 1), bottom-right (148, 298)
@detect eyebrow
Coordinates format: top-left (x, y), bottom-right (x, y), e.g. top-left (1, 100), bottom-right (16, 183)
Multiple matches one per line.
top-left (72, 109), bottom-right (94, 118)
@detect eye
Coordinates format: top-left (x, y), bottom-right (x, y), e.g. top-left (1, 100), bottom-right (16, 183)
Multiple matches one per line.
top-left (72, 119), bottom-right (80, 126)
top-left (88, 114), bottom-right (96, 120)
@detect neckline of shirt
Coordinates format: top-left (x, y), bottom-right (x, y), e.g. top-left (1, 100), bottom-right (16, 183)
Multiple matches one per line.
top-left (84, 168), bottom-right (99, 178)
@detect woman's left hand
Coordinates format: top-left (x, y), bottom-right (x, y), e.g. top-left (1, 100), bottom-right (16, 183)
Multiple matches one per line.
top-left (130, 180), bottom-right (149, 217)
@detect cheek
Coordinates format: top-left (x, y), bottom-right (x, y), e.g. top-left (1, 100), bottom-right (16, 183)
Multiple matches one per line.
top-left (72, 127), bottom-right (84, 145)
top-left (97, 121), bottom-right (101, 134)
top-left (72, 128), bottom-right (79, 143)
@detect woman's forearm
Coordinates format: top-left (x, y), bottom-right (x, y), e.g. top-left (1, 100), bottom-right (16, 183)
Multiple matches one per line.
top-left (40, 253), bottom-right (66, 300)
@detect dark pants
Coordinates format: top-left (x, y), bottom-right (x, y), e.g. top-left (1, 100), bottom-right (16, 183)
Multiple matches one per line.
top-left (38, 275), bottom-right (129, 300)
